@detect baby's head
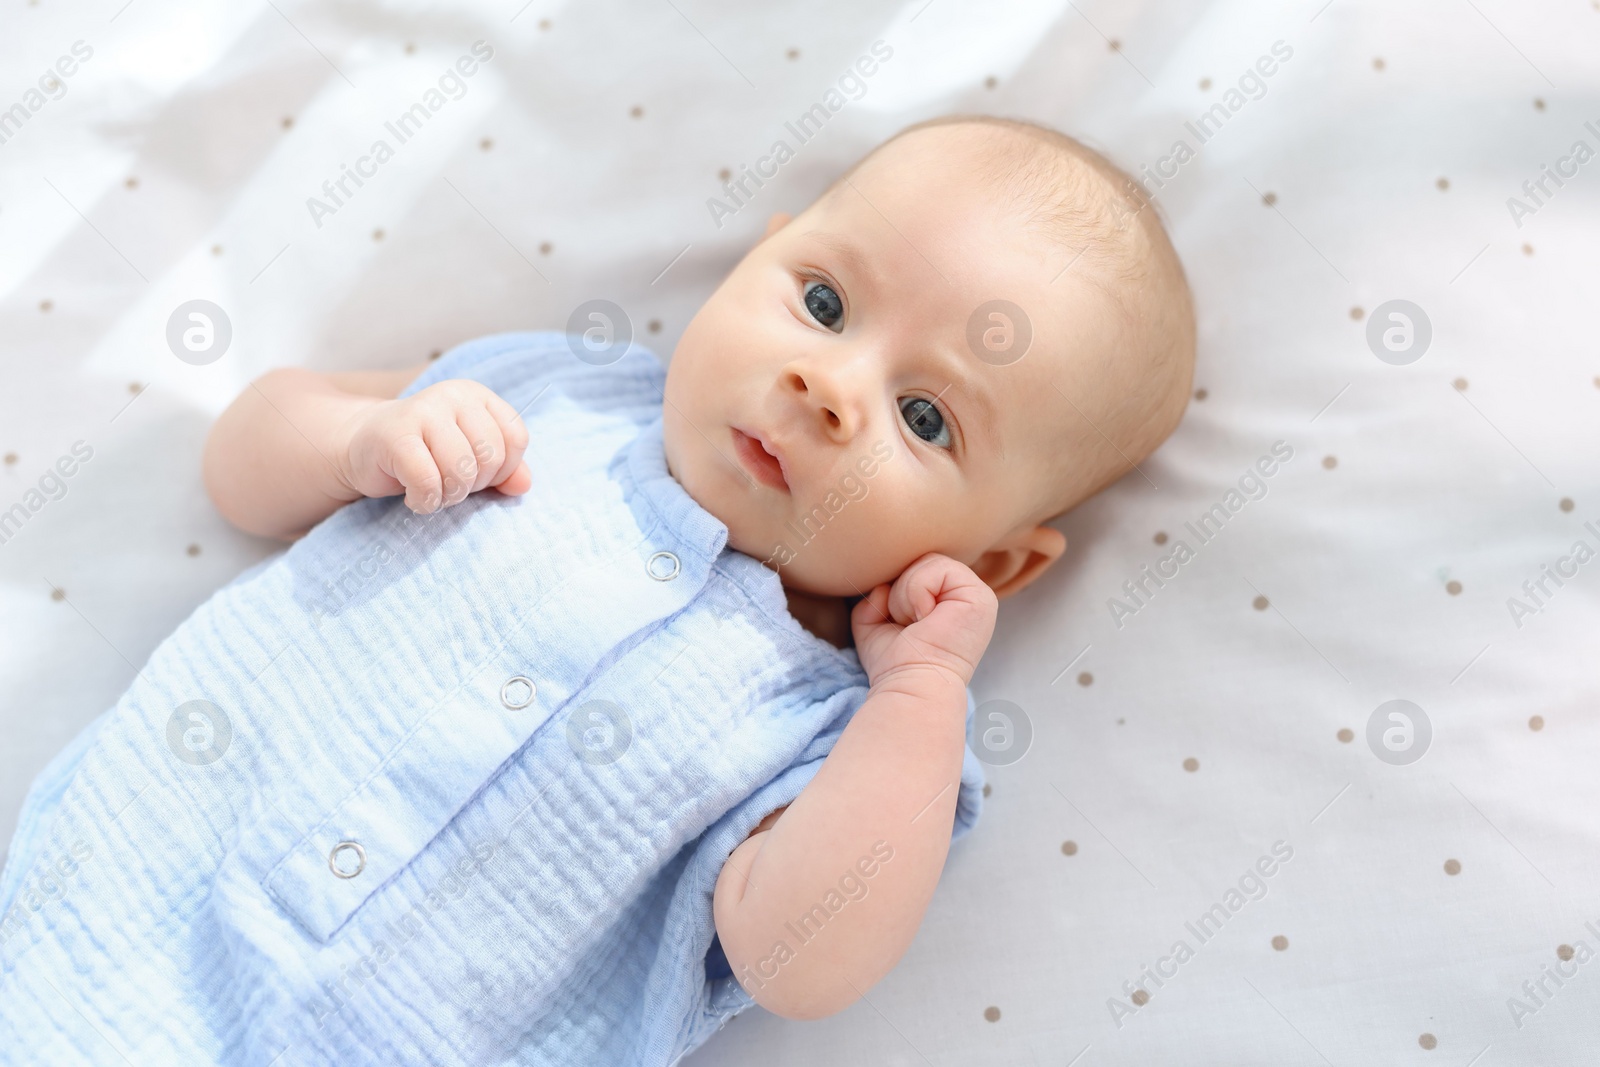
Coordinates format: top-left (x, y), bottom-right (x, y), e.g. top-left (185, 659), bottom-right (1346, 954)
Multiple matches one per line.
top-left (663, 115), bottom-right (1195, 600)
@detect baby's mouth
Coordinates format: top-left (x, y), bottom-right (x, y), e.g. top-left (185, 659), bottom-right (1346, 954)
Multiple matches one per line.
top-left (731, 428), bottom-right (791, 493)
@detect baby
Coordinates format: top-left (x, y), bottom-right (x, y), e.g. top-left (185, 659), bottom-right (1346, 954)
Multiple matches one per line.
top-left (0, 115), bottom-right (1192, 1065)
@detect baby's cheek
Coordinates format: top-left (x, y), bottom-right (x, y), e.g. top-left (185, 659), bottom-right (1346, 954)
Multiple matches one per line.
top-left (820, 495), bottom-right (910, 587)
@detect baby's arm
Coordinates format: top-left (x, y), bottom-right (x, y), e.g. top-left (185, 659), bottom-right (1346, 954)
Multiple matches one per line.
top-left (712, 554), bottom-right (996, 1020)
top-left (203, 364), bottom-right (531, 540)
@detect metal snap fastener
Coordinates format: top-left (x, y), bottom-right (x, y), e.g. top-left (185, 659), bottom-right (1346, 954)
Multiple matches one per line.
top-left (500, 675), bottom-right (536, 709)
top-left (646, 550), bottom-right (680, 581)
top-left (329, 840), bottom-right (366, 879)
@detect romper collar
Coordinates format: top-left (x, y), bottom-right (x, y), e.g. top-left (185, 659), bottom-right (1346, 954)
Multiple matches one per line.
top-left (624, 413), bottom-right (864, 674)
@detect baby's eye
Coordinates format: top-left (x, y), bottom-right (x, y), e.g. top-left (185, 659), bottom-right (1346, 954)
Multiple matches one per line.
top-left (899, 396), bottom-right (952, 449)
top-left (803, 280), bottom-right (844, 332)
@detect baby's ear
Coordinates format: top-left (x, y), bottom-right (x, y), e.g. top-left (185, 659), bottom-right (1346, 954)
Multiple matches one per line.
top-left (977, 525), bottom-right (1067, 601)
top-left (761, 212), bottom-right (792, 241)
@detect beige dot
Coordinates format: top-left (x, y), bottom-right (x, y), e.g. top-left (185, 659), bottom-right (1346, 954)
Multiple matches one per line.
top-left (1444, 858), bottom-right (1461, 876)
top-left (186, 543), bottom-right (201, 557)
top-left (1131, 989), bottom-right (1150, 1006)
top-left (629, 105), bottom-right (644, 118)
top-left (50, 588), bottom-right (65, 601)
top-left (1446, 580), bottom-right (1462, 596)
top-left (1373, 57), bottom-right (1386, 70)
top-left (717, 167), bottom-right (731, 181)
top-left (982, 783), bottom-right (992, 797)
top-left (1194, 387), bottom-right (1208, 400)
top-left (1108, 39), bottom-right (1121, 52)
top-left (128, 382), bottom-right (141, 394)
top-left (1337, 728), bottom-right (1354, 743)
top-left (1594, 376), bottom-right (1600, 390)
top-left (984, 76), bottom-right (997, 90)
top-left (125, 176), bottom-right (138, 189)
top-left (2, 452), bottom-right (15, 465)
top-left (1183, 757), bottom-right (1199, 772)
top-left (1559, 944), bottom-right (1575, 961)
top-left (538, 241), bottom-right (552, 255)
top-left (211, 244), bottom-right (223, 256)
top-left (404, 41), bottom-right (415, 54)
top-left (984, 1005), bottom-right (1001, 1022)
top-left (1436, 177), bottom-right (1449, 191)
top-left (39, 299), bottom-right (52, 312)
top-left (1453, 377), bottom-right (1468, 391)
top-left (1559, 498), bottom-right (1574, 512)
top-left (1252, 595), bottom-right (1269, 611)
top-left (1154, 531), bottom-right (1168, 545)
top-left (538, 18), bottom-right (551, 30)
top-left (1529, 715), bottom-right (1544, 731)
top-left (1272, 934), bottom-right (1289, 951)
top-left (480, 137), bottom-right (494, 151)
top-left (1349, 306), bottom-right (1364, 320)
top-left (1262, 191), bottom-right (1277, 206)
top-left (1534, 98), bottom-right (1546, 111)
top-left (1198, 77), bottom-right (1212, 90)
top-left (1078, 672), bottom-right (1093, 687)
top-left (281, 116), bottom-right (294, 129)
top-left (1523, 243), bottom-right (1534, 256)
top-left (1117, 717), bottom-right (1125, 725)
top-left (1419, 1033), bottom-right (1437, 1050)
top-left (428, 349), bottom-right (442, 361)
top-left (786, 47), bottom-right (800, 61)
top-left (647, 319), bottom-right (662, 334)
top-left (372, 228), bottom-right (385, 241)
top-left (1322, 455), bottom-right (1337, 470)
top-left (1061, 840), bottom-right (1078, 856)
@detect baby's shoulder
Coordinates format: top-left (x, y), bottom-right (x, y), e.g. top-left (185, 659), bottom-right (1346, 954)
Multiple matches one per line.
top-left (406, 331), bottom-right (668, 419)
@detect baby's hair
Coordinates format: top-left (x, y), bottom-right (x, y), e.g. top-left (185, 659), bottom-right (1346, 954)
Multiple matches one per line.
top-left (821, 114), bottom-right (1197, 525)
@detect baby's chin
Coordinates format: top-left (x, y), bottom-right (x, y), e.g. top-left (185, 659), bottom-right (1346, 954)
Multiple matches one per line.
top-left (722, 522), bottom-right (845, 597)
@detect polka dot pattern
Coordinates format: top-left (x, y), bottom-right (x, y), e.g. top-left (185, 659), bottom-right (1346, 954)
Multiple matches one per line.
top-left (16, 21), bottom-right (1600, 1065)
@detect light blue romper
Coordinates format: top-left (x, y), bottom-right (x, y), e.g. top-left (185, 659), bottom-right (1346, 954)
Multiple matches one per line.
top-left (0, 332), bottom-right (985, 1066)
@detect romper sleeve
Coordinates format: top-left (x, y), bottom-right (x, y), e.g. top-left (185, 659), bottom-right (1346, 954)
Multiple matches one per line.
top-left (396, 330), bottom-right (563, 400)
top-left (717, 684), bottom-right (987, 849)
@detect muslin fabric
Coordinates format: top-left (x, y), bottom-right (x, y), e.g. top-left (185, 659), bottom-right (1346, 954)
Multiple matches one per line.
top-left (0, 331), bottom-right (985, 1066)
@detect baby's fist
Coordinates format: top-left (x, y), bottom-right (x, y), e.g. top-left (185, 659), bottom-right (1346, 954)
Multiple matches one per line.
top-left (338, 379), bottom-right (531, 514)
top-left (850, 553), bottom-right (998, 695)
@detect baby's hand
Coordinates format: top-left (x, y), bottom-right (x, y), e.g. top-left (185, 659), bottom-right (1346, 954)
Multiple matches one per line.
top-left (850, 553), bottom-right (998, 695)
top-left (338, 380), bottom-right (532, 514)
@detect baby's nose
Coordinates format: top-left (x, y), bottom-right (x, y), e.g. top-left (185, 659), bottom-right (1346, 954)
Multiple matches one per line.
top-left (787, 365), bottom-right (866, 441)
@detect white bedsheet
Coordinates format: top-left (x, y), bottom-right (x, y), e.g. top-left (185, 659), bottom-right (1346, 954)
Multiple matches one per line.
top-left (2, 1), bottom-right (1598, 1063)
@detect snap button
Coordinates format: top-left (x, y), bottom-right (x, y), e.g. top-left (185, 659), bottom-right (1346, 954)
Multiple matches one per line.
top-left (329, 840), bottom-right (366, 879)
top-left (500, 676), bottom-right (536, 709)
top-left (646, 550), bottom-right (680, 581)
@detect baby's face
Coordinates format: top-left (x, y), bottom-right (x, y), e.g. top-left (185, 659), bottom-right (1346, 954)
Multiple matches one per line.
top-left (663, 129), bottom-right (1111, 598)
